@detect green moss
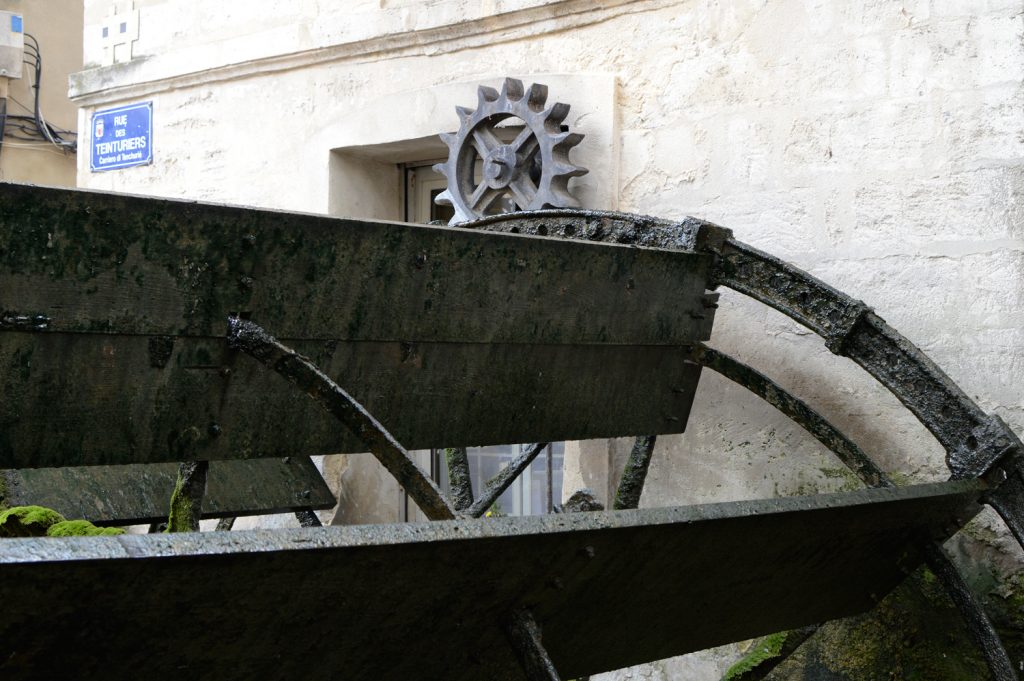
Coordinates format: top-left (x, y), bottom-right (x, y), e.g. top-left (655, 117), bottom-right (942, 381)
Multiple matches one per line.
top-left (165, 473), bottom-right (194, 533)
top-left (819, 467), bottom-right (852, 479)
top-left (803, 569), bottom-right (990, 680)
top-left (886, 471), bottom-right (916, 487)
top-left (724, 631), bottom-right (788, 681)
top-left (46, 520), bottom-right (125, 537)
top-left (0, 505), bottom-right (66, 537)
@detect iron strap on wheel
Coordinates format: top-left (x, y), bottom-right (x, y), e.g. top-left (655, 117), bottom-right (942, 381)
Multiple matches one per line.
top-left (465, 209), bottom-right (1024, 681)
top-left (707, 235), bottom-right (1024, 548)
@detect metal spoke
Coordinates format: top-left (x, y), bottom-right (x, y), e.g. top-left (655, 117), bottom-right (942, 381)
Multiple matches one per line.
top-left (467, 443), bottom-right (547, 518)
top-left (694, 342), bottom-right (1016, 681)
top-left (227, 317), bottom-right (456, 521)
top-left (469, 180), bottom-right (504, 212)
top-left (445, 448), bottom-right (475, 512)
top-left (295, 509), bottom-right (323, 527)
top-left (693, 344), bottom-right (889, 488)
top-left (472, 126), bottom-right (503, 158)
top-left (510, 127), bottom-right (539, 160)
top-left (506, 609), bottom-right (562, 681)
top-left (923, 543), bottom-right (1018, 681)
top-left (166, 460), bottom-right (209, 533)
top-left (508, 175), bottom-right (537, 210)
top-left (613, 435), bottom-right (657, 510)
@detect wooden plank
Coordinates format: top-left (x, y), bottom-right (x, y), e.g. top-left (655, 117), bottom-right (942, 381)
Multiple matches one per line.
top-left (0, 481), bottom-right (983, 680)
top-left (0, 332), bottom-right (702, 467)
top-left (0, 183), bottom-right (714, 345)
top-left (0, 457), bottom-right (335, 525)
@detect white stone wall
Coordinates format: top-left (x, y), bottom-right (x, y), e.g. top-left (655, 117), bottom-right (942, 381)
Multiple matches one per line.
top-left (71, 1), bottom-right (1024, 678)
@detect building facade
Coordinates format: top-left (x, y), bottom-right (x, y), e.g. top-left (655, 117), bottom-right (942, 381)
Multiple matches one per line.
top-left (0, 0), bottom-right (81, 185)
top-left (69, 1), bottom-right (1024, 678)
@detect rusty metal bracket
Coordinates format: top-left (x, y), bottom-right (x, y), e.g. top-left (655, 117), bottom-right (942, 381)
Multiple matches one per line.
top-left (226, 316), bottom-right (457, 521)
top-left (986, 460), bottom-right (1024, 550)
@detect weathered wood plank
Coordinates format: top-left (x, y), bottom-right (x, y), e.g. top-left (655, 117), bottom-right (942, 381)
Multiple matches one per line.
top-left (0, 457), bottom-right (335, 525)
top-left (0, 183), bottom-right (714, 344)
top-left (0, 481), bottom-right (983, 680)
top-left (0, 332), bottom-right (702, 467)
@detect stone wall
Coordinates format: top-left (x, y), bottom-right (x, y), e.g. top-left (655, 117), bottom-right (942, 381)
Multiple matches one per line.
top-left (71, 1), bottom-right (1024, 678)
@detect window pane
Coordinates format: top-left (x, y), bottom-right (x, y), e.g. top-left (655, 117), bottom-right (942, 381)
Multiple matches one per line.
top-left (427, 443), bottom-right (566, 518)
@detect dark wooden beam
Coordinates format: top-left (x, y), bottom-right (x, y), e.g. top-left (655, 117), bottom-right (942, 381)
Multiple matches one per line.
top-left (0, 481), bottom-right (984, 680)
top-left (0, 183), bottom-right (713, 344)
top-left (0, 183), bottom-right (713, 468)
top-left (0, 457), bottom-right (335, 525)
top-left (0, 333), bottom-right (702, 467)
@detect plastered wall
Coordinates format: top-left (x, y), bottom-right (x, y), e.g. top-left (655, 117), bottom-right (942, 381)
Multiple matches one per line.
top-left (72, 1), bottom-right (1024, 677)
top-left (0, 0), bottom-right (81, 185)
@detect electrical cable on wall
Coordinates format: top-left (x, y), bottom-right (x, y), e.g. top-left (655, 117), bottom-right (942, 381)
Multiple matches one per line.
top-left (1, 33), bottom-right (76, 154)
top-left (0, 93), bottom-right (7, 163)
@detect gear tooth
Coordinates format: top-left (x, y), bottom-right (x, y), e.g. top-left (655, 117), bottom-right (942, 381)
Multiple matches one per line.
top-left (526, 83), bottom-right (549, 111)
top-left (434, 188), bottom-right (454, 206)
top-left (455, 106), bottom-right (474, 124)
top-left (557, 190), bottom-right (582, 208)
top-left (477, 85), bottom-right (500, 106)
top-left (551, 162), bottom-right (588, 178)
top-left (501, 78), bottom-right (525, 102)
top-left (552, 132), bottom-right (585, 149)
top-left (450, 204), bottom-right (476, 226)
top-left (543, 102), bottom-right (570, 126)
top-left (432, 162), bottom-right (449, 177)
top-left (438, 132), bottom-right (457, 148)
top-left (535, 189), bottom-right (562, 210)
top-left (543, 184), bottom-right (579, 208)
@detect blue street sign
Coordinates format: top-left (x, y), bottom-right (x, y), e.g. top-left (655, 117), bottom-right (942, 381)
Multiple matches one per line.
top-left (90, 102), bottom-right (152, 172)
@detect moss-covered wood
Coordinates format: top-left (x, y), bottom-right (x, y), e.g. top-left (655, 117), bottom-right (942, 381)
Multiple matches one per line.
top-left (0, 482), bottom-right (985, 680)
top-left (0, 183), bottom-right (712, 343)
top-left (0, 182), bottom-right (712, 468)
top-left (0, 457), bottom-right (333, 524)
top-left (0, 506), bottom-right (125, 537)
top-left (166, 461), bottom-right (208, 533)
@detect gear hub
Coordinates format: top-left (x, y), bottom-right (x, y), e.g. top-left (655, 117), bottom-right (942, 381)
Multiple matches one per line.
top-left (434, 78), bottom-right (589, 225)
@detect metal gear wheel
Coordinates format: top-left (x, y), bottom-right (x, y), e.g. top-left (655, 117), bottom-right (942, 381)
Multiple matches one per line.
top-left (433, 78), bottom-right (589, 225)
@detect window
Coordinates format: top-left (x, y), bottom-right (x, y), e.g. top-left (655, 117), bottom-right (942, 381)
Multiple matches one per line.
top-left (432, 444), bottom-right (564, 516)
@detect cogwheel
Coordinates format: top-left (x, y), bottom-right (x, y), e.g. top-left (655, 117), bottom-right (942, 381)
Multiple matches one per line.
top-left (433, 78), bottom-right (589, 225)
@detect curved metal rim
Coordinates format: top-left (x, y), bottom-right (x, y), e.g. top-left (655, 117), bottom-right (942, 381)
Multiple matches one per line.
top-left (463, 209), bottom-right (1022, 681)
